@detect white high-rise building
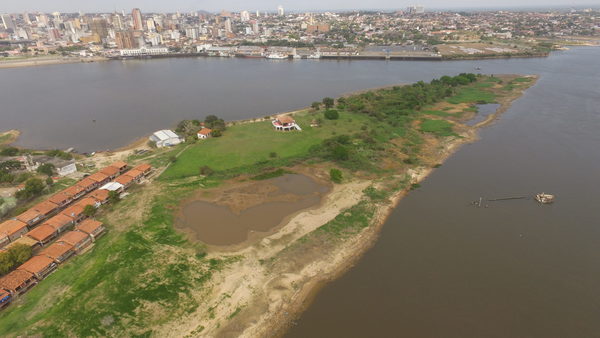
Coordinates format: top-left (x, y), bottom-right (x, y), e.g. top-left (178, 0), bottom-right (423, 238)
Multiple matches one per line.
top-left (240, 11), bottom-right (250, 22)
top-left (277, 5), bottom-right (285, 16)
top-left (1, 14), bottom-right (16, 31)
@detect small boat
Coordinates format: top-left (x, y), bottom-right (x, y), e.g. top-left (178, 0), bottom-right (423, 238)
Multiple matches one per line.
top-left (535, 193), bottom-right (555, 204)
top-left (265, 53), bottom-right (288, 59)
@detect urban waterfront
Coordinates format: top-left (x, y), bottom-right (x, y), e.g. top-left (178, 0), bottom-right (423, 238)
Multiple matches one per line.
top-left (0, 48), bottom-right (594, 152)
top-left (286, 46), bottom-right (600, 337)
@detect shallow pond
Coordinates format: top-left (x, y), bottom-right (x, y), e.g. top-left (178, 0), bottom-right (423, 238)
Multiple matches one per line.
top-left (176, 174), bottom-right (330, 246)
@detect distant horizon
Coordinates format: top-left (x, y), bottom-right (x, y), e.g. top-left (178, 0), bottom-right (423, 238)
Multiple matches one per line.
top-left (2, 2), bottom-right (599, 14)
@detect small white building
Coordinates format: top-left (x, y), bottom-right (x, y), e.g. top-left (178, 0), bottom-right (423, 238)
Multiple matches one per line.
top-left (150, 130), bottom-right (183, 148)
top-left (197, 128), bottom-right (212, 139)
top-left (119, 47), bottom-right (169, 57)
top-left (99, 182), bottom-right (125, 193)
top-left (57, 162), bottom-right (77, 176)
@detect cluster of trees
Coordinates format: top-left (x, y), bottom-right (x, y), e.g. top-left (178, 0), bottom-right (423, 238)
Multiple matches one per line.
top-left (176, 115), bottom-right (227, 140)
top-left (307, 74), bottom-right (480, 171)
top-left (0, 243), bottom-right (32, 275)
top-left (343, 73), bottom-right (478, 117)
top-left (45, 149), bottom-right (73, 160)
top-left (15, 178), bottom-right (46, 200)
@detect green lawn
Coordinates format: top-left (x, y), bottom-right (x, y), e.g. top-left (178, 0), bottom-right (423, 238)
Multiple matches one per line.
top-left (161, 111), bottom-right (372, 180)
top-left (420, 119), bottom-right (457, 137)
top-left (446, 87), bottom-right (496, 104)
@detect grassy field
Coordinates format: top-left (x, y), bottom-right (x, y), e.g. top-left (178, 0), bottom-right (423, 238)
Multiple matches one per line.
top-left (420, 119), bottom-right (458, 137)
top-left (0, 179), bottom-right (236, 336)
top-left (161, 111), bottom-right (372, 180)
top-left (446, 86), bottom-right (496, 104)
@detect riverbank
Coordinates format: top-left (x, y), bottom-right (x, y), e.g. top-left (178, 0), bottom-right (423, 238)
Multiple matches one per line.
top-left (200, 74), bottom-right (539, 338)
top-left (0, 130), bottom-right (20, 145)
top-left (0, 56), bottom-right (108, 69)
top-left (0, 74), bottom-right (537, 337)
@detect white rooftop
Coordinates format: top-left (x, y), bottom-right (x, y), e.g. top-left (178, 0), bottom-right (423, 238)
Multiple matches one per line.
top-left (99, 182), bottom-right (124, 192)
top-left (151, 130), bottom-right (179, 141)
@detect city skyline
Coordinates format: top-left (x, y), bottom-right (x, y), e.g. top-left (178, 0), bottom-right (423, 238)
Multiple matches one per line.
top-left (2, 0), bottom-right (599, 13)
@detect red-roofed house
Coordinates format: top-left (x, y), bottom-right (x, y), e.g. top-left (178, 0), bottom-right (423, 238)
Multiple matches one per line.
top-left (77, 177), bottom-right (98, 192)
top-left (133, 163), bottom-right (152, 176)
top-left (0, 220), bottom-right (29, 242)
top-left (76, 219), bottom-right (106, 240)
top-left (61, 204), bottom-right (86, 223)
top-left (39, 242), bottom-right (74, 264)
top-left (18, 255), bottom-right (57, 280)
top-left (100, 165), bottom-right (120, 179)
top-left (58, 231), bottom-right (92, 252)
top-left (75, 197), bottom-right (100, 209)
top-left (63, 184), bottom-right (87, 200)
top-left (48, 191), bottom-right (72, 208)
top-left (197, 127), bottom-right (212, 139)
top-left (115, 174), bottom-right (135, 188)
top-left (87, 172), bottom-right (110, 185)
top-left (16, 209), bottom-right (43, 227)
top-left (88, 189), bottom-right (110, 205)
top-left (0, 270), bottom-right (36, 295)
top-left (124, 169), bottom-right (144, 181)
top-left (32, 201), bottom-right (59, 218)
top-left (43, 214), bottom-right (74, 233)
top-left (110, 161), bottom-right (128, 173)
top-left (26, 224), bottom-right (58, 246)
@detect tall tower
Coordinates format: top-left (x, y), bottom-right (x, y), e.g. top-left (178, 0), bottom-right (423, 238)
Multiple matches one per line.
top-left (277, 5), bottom-right (284, 16)
top-left (132, 8), bottom-right (143, 31)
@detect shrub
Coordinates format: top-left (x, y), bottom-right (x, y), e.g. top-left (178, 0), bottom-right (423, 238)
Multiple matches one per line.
top-left (322, 97), bottom-right (335, 109)
top-left (330, 168), bottom-right (343, 183)
top-left (199, 165), bottom-right (214, 176)
top-left (37, 163), bottom-right (55, 176)
top-left (0, 147), bottom-right (19, 156)
top-left (83, 205), bottom-right (97, 217)
top-left (269, 152), bottom-right (278, 158)
top-left (324, 109), bottom-right (340, 120)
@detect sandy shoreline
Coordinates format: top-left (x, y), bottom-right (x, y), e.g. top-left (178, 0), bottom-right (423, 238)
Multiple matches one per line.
top-left (0, 56), bottom-right (108, 69)
top-left (214, 75), bottom-right (539, 338)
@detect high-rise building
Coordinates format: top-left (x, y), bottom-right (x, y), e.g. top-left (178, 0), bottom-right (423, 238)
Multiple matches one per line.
top-left (240, 11), bottom-right (250, 22)
top-left (132, 8), bottom-right (143, 31)
top-left (1, 14), bottom-right (16, 31)
top-left (407, 5), bottom-right (425, 14)
top-left (112, 13), bottom-right (123, 30)
top-left (90, 18), bottom-right (109, 39)
top-left (277, 6), bottom-right (285, 16)
top-left (224, 18), bottom-right (232, 33)
top-left (146, 18), bottom-right (156, 31)
top-left (251, 20), bottom-right (260, 35)
top-left (115, 30), bottom-right (137, 49)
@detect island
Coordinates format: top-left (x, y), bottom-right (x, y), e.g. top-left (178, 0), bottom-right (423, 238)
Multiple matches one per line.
top-left (0, 73), bottom-right (537, 337)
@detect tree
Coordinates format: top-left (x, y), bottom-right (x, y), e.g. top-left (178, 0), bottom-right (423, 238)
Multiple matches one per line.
top-left (322, 97), bottom-right (335, 109)
top-left (45, 176), bottom-right (54, 186)
top-left (37, 163), bottom-right (55, 176)
top-left (83, 204), bottom-right (97, 217)
top-left (330, 168), bottom-right (343, 183)
top-left (211, 129), bottom-right (222, 137)
top-left (199, 165), bottom-right (214, 176)
top-left (108, 190), bottom-right (120, 204)
top-left (15, 178), bottom-right (45, 200)
top-left (8, 244), bottom-right (32, 266)
top-left (331, 145), bottom-right (350, 161)
top-left (0, 252), bottom-right (12, 275)
top-left (0, 147), bottom-right (19, 156)
top-left (324, 109), bottom-right (340, 120)
top-left (311, 102), bottom-right (321, 110)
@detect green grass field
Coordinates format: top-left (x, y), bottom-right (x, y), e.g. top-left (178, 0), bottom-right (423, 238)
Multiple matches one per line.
top-left (420, 119), bottom-right (457, 137)
top-left (446, 87), bottom-right (496, 104)
top-left (161, 111), bottom-right (372, 180)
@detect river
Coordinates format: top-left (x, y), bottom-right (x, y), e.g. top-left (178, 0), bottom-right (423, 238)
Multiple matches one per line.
top-left (286, 47), bottom-right (600, 337)
top-left (2, 47), bottom-right (600, 336)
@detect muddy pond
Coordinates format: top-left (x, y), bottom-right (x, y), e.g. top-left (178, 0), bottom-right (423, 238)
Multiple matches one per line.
top-left (176, 174), bottom-right (330, 246)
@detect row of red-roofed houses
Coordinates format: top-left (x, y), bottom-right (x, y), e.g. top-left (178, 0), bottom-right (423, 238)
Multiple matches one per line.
top-left (0, 163), bottom-right (153, 310)
top-left (0, 161), bottom-right (130, 250)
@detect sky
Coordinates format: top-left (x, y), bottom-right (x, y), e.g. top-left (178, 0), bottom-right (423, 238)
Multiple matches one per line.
top-left (1, 0), bottom-right (597, 13)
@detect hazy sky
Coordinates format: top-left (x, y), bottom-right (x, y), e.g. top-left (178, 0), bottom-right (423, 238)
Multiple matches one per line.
top-left (2, 0), bottom-right (596, 13)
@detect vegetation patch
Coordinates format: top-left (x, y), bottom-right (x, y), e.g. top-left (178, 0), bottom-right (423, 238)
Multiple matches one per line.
top-left (250, 168), bottom-right (292, 180)
top-left (420, 119), bottom-right (457, 137)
